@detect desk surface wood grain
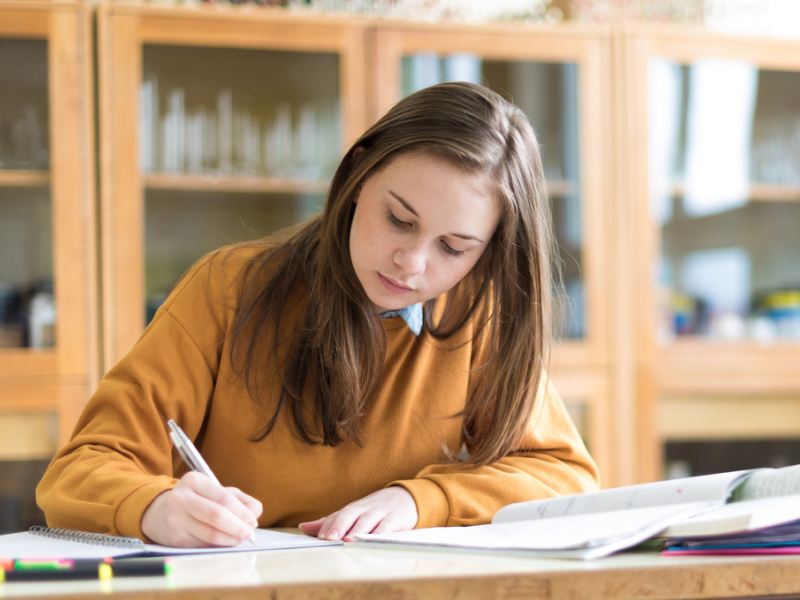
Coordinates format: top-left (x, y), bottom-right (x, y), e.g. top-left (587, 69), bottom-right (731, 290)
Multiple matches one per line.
top-left (4, 533), bottom-right (800, 600)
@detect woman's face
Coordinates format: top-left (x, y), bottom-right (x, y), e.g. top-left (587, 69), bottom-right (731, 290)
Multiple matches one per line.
top-left (349, 152), bottom-right (502, 314)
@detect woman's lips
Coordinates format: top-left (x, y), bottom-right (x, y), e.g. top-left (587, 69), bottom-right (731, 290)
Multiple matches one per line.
top-left (379, 273), bottom-right (413, 294)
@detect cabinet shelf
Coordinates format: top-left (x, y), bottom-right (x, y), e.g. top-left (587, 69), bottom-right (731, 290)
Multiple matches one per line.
top-left (671, 181), bottom-right (800, 202)
top-left (652, 340), bottom-right (800, 394)
top-left (142, 174), bottom-right (578, 197)
top-left (0, 348), bottom-right (57, 379)
top-left (749, 183), bottom-right (800, 202)
top-left (0, 170), bottom-right (50, 187)
top-left (143, 173), bottom-right (330, 194)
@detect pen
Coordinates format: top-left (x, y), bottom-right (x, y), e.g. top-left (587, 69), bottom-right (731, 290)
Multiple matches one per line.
top-left (167, 419), bottom-right (258, 547)
top-left (0, 558), bottom-right (173, 582)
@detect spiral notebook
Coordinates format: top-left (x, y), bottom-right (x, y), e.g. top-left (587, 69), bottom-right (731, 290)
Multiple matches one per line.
top-left (0, 526), bottom-right (340, 559)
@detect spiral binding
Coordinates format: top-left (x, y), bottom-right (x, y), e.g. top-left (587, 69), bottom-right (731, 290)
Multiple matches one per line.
top-left (28, 525), bottom-right (146, 550)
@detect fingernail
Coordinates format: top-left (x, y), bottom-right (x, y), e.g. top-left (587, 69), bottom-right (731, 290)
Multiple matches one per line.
top-left (298, 522), bottom-right (307, 528)
top-left (328, 530), bottom-right (339, 541)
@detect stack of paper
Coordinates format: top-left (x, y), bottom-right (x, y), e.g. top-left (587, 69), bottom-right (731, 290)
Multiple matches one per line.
top-left (357, 464), bottom-right (800, 560)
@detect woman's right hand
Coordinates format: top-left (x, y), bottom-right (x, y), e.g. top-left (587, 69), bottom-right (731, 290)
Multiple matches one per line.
top-left (141, 471), bottom-right (262, 548)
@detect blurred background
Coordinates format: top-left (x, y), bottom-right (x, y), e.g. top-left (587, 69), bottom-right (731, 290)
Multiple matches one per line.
top-left (1, 0), bottom-right (799, 533)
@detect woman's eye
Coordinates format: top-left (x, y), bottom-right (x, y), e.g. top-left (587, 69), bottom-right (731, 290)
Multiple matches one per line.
top-left (386, 210), bottom-right (408, 227)
top-left (441, 241), bottom-right (465, 258)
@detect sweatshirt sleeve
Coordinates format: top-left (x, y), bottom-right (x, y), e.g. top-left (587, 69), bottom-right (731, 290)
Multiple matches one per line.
top-left (36, 253), bottom-right (234, 541)
top-left (391, 376), bottom-right (601, 529)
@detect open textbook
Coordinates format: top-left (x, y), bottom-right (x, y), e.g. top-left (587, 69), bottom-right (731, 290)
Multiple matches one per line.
top-left (0, 526), bottom-right (340, 559)
top-left (355, 464), bottom-right (800, 559)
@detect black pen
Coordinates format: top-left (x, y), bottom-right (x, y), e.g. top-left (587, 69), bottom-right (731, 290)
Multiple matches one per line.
top-left (0, 558), bottom-right (173, 582)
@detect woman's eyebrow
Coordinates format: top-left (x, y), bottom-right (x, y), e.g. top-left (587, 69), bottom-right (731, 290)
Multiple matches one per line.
top-left (389, 191), bottom-right (419, 217)
top-left (388, 190), bottom-right (484, 243)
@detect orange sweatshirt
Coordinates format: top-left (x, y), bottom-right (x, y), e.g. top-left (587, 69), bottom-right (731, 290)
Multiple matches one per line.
top-left (37, 245), bottom-right (599, 541)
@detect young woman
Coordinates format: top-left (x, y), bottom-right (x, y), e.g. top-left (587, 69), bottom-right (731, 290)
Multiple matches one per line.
top-left (37, 82), bottom-right (599, 548)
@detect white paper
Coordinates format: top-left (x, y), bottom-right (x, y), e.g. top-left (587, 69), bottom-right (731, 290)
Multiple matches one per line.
top-left (492, 470), bottom-right (750, 524)
top-left (356, 503), bottom-right (717, 560)
top-left (0, 529), bottom-right (339, 559)
top-left (684, 59), bottom-right (758, 217)
top-left (663, 494), bottom-right (800, 537)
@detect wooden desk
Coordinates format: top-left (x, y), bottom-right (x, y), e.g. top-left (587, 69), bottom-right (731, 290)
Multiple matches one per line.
top-left (3, 534), bottom-right (800, 600)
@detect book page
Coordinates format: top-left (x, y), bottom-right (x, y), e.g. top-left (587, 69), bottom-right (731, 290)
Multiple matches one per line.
top-left (733, 464), bottom-right (800, 501)
top-left (493, 470), bottom-right (750, 524)
top-left (662, 494), bottom-right (800, 537)
top-left (357, 502), bottom-right (717, 558)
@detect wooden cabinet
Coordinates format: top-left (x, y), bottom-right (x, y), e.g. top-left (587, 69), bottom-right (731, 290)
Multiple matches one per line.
top-left (371, 22), bottom-right (617, 485)
top-left (6, 1), bottom-right (799, 491)
top-left (621, 27), bottom-right (800, 482)
top-left (97, 3), bottom-right (368, 368)
top-left (0, 1), bottom-right (96, 453)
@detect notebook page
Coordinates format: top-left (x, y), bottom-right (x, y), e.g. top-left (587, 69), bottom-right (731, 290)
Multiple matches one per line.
top-left (141, 529), bottom-right (340, 555)
top-left (493, 470), bottom-right (751, 524)
top-left (734, 464), bottom-right (800, 501)
top-left (0, 529), bottom-right (339, 559)
top-left (0, 531), bottom-right (142, 559)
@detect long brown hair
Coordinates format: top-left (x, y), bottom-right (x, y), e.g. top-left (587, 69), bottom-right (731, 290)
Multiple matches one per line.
top-left (227, 81), bottom-right (556, 468)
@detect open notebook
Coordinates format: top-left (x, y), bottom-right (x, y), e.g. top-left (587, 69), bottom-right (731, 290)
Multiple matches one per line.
top-left (0, 526), bottom-right (340, 559)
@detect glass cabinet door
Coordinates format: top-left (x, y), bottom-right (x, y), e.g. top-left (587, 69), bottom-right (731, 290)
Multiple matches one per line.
top-left (140, 44), bottom-right (338, 321)
top-left (401, 56), bottom-right (585, 339)
top-left (99, 5), bottom-right (367, 367)
top-left (372, 24), bottom-right (615, 483)
top-left (649, 61), bottom-right (800, 345)
top-left (0, 4), bottom-right (95, 531)
top-left (0, 4), bottom-right (96, 441)
top-left (0, 39), bottom-right (51, 351)
top-left (372, 26), bottom-right (611, 363)
top-left (629, 31), bottom-right (800, 483)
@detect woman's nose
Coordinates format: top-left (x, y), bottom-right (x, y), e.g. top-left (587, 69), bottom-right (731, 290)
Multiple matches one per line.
top-left (394, 241), bottom-right (427, 276)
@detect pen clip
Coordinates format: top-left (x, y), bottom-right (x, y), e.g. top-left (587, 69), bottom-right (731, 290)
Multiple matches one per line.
top-left (166, 419), bottom-right (256, 546)
top-left (170, 431), bottom-right (202, 473)
top-left (167, 419), bottom-right (220, 485)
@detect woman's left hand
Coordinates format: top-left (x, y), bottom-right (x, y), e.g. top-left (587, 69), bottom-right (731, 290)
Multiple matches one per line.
top-left (298, 487), bottom-right (418, 542)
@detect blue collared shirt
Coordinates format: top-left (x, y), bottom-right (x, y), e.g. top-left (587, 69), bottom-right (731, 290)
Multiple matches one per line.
top-left (380, 302), bottom-right (423, 336)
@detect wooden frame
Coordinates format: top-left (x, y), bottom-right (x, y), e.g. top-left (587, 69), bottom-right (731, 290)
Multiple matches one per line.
top-left (621, 27), bottom-right (800, 482)
top-left (550, 367), bottom-right (612, 485)
top-left (97, 2), bottom-right (369, 369)
top-left (0, 1), bottom-right (97, 450)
